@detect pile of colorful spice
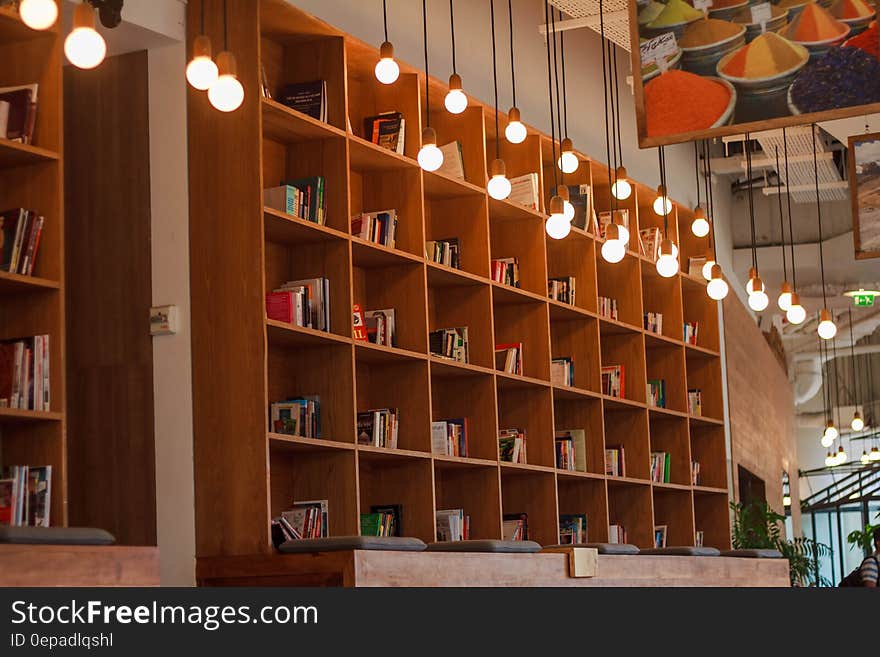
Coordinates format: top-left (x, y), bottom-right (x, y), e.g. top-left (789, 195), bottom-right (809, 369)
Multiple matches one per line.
top-left (638, 1), bottom-right (666, 25)
top-left (719, 32), bottom-right (807, 78)
top-left (781, 2), bottom-right (850, 42)
top-left (830, 0), bottom-right (875, 20)
top-left (644, 70), bottom-right (732, 137)
top-left (789, 46), bottom-right (880, 111)
top-left (844, 20), bottom-right (879, 57)
top-left (645, 0), bottom-right (704, 27)
top-left (679, 18), bottom-right (745, 47)
top-left (732, 4), bottom-right (787, 25)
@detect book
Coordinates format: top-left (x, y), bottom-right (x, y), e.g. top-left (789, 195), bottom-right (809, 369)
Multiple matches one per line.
top-left (548, 276), bottom-right (576, 305)
top-left (498, 428), bottom-right (527, 464)
top-left (278, 80), bottom-right (327, 122)
top-left (647, 379), bottom-right (666, 408)
top-left (429, 327), bottom-right (468, 363)
top-left (654, 524), bottom-right (668, 548)
top-left (639, 227), bottom-right (661, 260)
top-left (491, 257), bottom-right (520, 287)
top-left (508, 173), bottom-right (539, 211)
top-left (551, 357), bottom-right (574, 387)
top-left (0, 100), bottom-right (8, 139)
top-left (259, 62), bottom-right (272, 99)
top-left (361, 504), bottom-right (402, 537)
top-left (425, 238), bottom-right (460, 269)
top-left (609, 523), bottom-right (627, 544)
top-left (604, 445), bottom-right (625, 477)
top-left (1, 209), bottom-right (44, 275)
top-left (357, 408), bottom-right (399, 448)
top-left (691, 461), bottom-right (701, 486)
top-left (554, 429), bottom-right (586, 472)
top-left (363, 111), bottom-right (405, 155)
top-left (370, 504), bottom-right (402, 537)
top-left (352, 304), bottom-right (368, 341)
top-left (598, 296), bottom-right (618, 321)
top-left (695, 530), bottom-right (705, 547)
top-left (364, 308), bottom-right (396, 347)
top-left (598, 209), bottom-right (629, 243)
top-left (267, 277), bottom-right (330, 332)
top-left (559, 513), bottom-right (588, 544)
top-left (431, 418), bottom-right (468, 457)
top-left (280, 176), bottom-right (326, 225)
top-left (436, 508), bottom-right (469, 541)
top-left (601, 365), bottom-right (624, 398)
top-left (282, 499), bottom-right (329, 539)
top-left (436, 141), bottom-right (465, 180)
top-left (270, 396), bottom-right (320, 438)
top-left (0, 336), bottom-right (50, 411)
top-left (688, 256), bottom-right (706, 277)
top-left (0, 83), bottom-right (38, 144)
top-left (688, 389), bottom-right (703, 416)
top-left (0, 465), bottom-right (51, 527)
top-left (644, 311), bottom-right (663, 335)
top-left (567, 184), bottom-right (593, 230)
top-left (650, 451), bottom-right (671, 483)
top-left (26, 466), bottom-right (51, 527)
top-left (351, 209), bottom-right (397, 247)
top-left (684, 322), bottom-right (699, 345)
top-left (502, 512), bottom-right (528, 541)
top-left (494, 343), bottom-right (523, 376)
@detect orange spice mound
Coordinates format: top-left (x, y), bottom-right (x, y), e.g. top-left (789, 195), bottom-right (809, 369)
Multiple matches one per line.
top-left (831, 0), bottom-right (875, 20)
top-left (720, 32), bottom-right (806, 78)
top-left (645, 70), bottom-right (731, 138)
top-left (783, 2), bottom-right (849, 41)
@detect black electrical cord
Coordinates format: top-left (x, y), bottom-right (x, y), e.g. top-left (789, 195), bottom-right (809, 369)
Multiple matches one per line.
top-left (607, 40), bottom-right (618, 208)
top-left (543, 0), bottom-right (558, 192)
top-left (382, 0), bottom-right (389, 43)
top-left (612, 44), bottom-right (623, 175)
top-left (507, 0), bottom-right (516, 109)
top-left (849, 307), bottom-right (860, 412)
top-left (449, 0), bottom-right (457, 75)
top-left (223, 0), bottom-right (228, 50)
top-left (551, 6), bottom-right (564, 176)
top-left (659, 146), bottom-right (669, 236)
top-left (694, 142), bottom-right (701, 210)
top-left (490, 0), bottom-right (500, 159)
top-left (599, 0), bottom-right (613, 199)
top-left (812, 124), bottom-right (828, 309)
top-left (560, 12), bottom-right (569, 140)
top-left (783, 127), bottom-right (797, 291)
top-left (422, 0), bottom-right (430, 127)
top-left (775, 145), bottom-right (788, 283)
top-left (706, 140), bottom-right (717, 260)
top-left (745, 134), bottom-right (758, 272)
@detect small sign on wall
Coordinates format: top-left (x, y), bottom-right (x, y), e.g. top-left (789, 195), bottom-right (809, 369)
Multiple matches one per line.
top-left (150, 305), bottom-right (178, 336)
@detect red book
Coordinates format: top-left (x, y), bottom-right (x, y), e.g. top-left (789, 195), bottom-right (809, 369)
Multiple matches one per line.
top-left (266, 291), bottom-right (294, 323)
top-left (352, 304), bottom-right (368, 342)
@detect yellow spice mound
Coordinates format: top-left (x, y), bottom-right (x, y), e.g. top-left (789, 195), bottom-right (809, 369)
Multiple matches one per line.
top-left (721, 32), bottom-right (805, 78)
top-left (647, 0), bottom-right (703, 27)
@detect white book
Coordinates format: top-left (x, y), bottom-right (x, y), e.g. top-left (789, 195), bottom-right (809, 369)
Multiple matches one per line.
top-left (508, 173), bottom-right (539, 210)
top-left (436, 141), bottom-right (465, 180)
top-left (431, 421), bottom-right (449, 455)
top-left (0, 100), bottom-right (9, 140)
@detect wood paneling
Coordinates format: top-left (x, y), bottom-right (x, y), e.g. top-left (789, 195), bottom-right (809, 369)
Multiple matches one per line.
top-left (64, 51), bottom-right (156, 546)
top-left (0, 545), bottom-right (159, 586)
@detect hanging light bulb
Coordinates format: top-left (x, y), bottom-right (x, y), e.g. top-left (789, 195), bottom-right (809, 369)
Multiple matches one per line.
top-left (505, 107), bottom-right (527, 144)
top-left (601, 223), bottom-right (625, 263)
top-left (375, 41), bottom-right (400, 84)
top-left (701, 253), bottom-right (716, 281)
top-left (707, 265), bottom-right (729, 301)
top-left (611, 166), bottom-right (632, 201)
top-left (557, 137), bottom-right (579, 174)
top-left (613, 216), bottom-right (630, 247)
top-left (818, 309), bottom-right (837, 340)
top-left (748, 276), bottom-right (769, 312)
top-left (745, 267), bottom-right (765, 294)
top-left (187, 35), bottom-right (219, 91)
top-left (851, 412), bottom-right (865, 432)
top-left (65, 2), bottom-right (106, 70)
top-left (820, 431), bottom-right (835, 448)
top-left (777, 282), bottom-right (793, 312)
top-left (691, 206), bottom-right (710, 237)
top-left (418, 127), bottom-right (444, 172)
top-left (656, 239), bottom-right (679, 278)
top-left (653, 185), bottom-right (672, 216)
top-left (837, 445), bottom-right (848, 464)
top-left (208, 51), bottom-right (244, 112)
top-left (860, 450), bottom-right (870, 465)
top-left (444, 73), bottom-right (468, 114)
top-left (487, 158), bottom-right (512, 200)
top-left (870, 446), bottom-right (880, 461)
top-left (556, 185), bottom-right (575, 222)
top-left (783, 494), bottom-right (792, 507)
top-left (19, 0), bottom-right (58, 30)
top-left (545, 195), bottom-right (570, 240)
top-left (825, 451), bottom-right (836, 467)
top-left (786, 293), bottom-right (807, 325)
top-left (824, 421), bottom-right (839, 442)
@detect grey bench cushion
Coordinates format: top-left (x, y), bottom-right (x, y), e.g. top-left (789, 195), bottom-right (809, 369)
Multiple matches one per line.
top-left (0, 526), bottom-right (115, 545)
top-left (583, 542), bottom-right (639, 555)
top-left (426, 539), bottom-right (542, 553)
top-left (639, 546), bottom-right (721, 556)
top-left (721, 549), bottom-right (784, 558)
top-left (278, 536), bottom-right (427, 553)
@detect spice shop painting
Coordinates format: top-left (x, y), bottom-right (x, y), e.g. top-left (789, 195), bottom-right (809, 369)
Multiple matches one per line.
top-left (849, 132), bottom-right (880, 259)
top-left (630, 0), bottom-right (880, 147)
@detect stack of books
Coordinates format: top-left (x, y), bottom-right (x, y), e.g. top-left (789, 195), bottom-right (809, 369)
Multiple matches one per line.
top-left (691, 461), bottom-right (701, 486)
top-left (426, 238), bottom-right (460, 269)
top-left (279, 499), bottom-right (328, 539)
top-left (647, 379), bottom-right (666, 408)
top-left (599, 296), bottom-right (618, 321)
top-left (0, 465), bottom-right (51, 527)
top-left (551, 357), bottom-right (574, 387)
top-left (266, 277), bottom-right (330, 332)
top-left (495, 343), bottom-right (523, 376)
top-left (351, 209), bottom-right (397, 247)
top-left (695, 530), bottom-right (705, 547)
top-left (431, 418), bottom-right (468, 457)
top-left (499, 428), bottom-right (527, 464)
top-left (357, 408), bottom-right (399, 448)
top-left (650, 451), bottom-right (671, 483)
top-left (436, 508), bottom-right (469, 542)
top-left (639, 227), bottom-right (660, 260)
top-left (508, 173), bottom-right (539, 211)
top-left (609, 523), bottom-right (627, 544)
top-left (554, 429), bottom-right (586, 471)
top-left (360, 505), bottom-right (401, 537)
top-left (278, 80), bottom-right (327, 122)
top-left (270, 396), bottom-right (320, 438)
top-left (264, 177), bottom-right (326, 225)
top-left (491, 257), bottom-right (520, 287)
top-left (363, 111), bottom-right (405, 155)
top-left (644, 312), bottom-right (663, 335)
top-left (548, 276), bottom-right (576, 305)
top-left (437, 141), bottom-right (465, 180)
top-left (654, 525), bottom-right (667, 548)
top-left (364, 308), bottom-right (396, 347)
top-left (503, 513), bottom-right (528, 541)
top-left (684, 322), bottom-right (699, 345)
top-left (688, 389), bottom-right (703, 416)
top-left (559, 513), bottom-right (588, 544)
top-left (429, 327), bottom-right (468, 363)
top-left (601, 365), bottom-right (624, 398)
top-left (0, 83), bottom-right (38, 144)
top-left (0, 336), bottom-right (50, 411)
top-left (1, 208), bottom-right (44, 276)
top-left (598, 209), bottom-right (629, 242)
top-left (605, 445), bottom-right (626, 477)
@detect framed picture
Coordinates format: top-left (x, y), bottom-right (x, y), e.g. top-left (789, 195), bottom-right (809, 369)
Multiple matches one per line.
top-left (849, 131), bottom-right (880, 259)
top-left (628, 0), bottom-right (880, 147)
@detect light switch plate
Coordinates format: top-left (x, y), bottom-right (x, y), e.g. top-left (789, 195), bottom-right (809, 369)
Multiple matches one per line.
top-left (150, 305), bottom-right (178, 336)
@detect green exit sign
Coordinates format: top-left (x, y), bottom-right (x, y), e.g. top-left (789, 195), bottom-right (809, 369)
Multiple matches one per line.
top-left (854, 294), bottom-right (875, 307)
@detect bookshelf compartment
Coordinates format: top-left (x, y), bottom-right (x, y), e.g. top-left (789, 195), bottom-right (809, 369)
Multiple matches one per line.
top-left (489, 215), bottom-right (548, 298)
top-left (603, 407), bottom-right (650, 480)
top-left (424, 194), bottom-right (490, 279)
top-left (349, 162), bottom-right (423, 257)
top-left (351, 261), bottom-right (427, 353)
top-left (591, 163), bottom-right (639, 253)
top-left (489, 133), bottom-right (545, 212)
top-left (600, 331), bottom-right (647, 404)
top-left (553, 396), bottom-right (605, 476)
top-left (685, 355), bottom-right (723, 420)
top-left (690, 425), bottom-right (728, 490)
top-left (500, 469), bottom-right (557, 545)
top-left (636, 184), bottom-right (679, 247)
top-left (264, 235), bottom-right (352, 338)
top-left (358, 452), bottom-right (435, 542)
top-left (649, 416), bottom-right (692, 486)
top-left (259, 28), bottom-right (347, 131)
top-left (645, 344), bottom-right (687, 413)
top-left (430, 370), bottom-right (498, 461)
top-left (1, 420), bottom-right (65, 526)
top-left (267, 342), bottom-right (355, 445)
top-left (676, 207), bottom-right (709, 278)
top-left (355, 357), bottom-right (430, 452)
top-left (492, 300), bottom-right (551, 382)
top-left (0, 37), bottom-right (61, 153)
top-left (607, 480), bottom-right (653, 548)
top-left (497, 384), bottom-right (554, 468)
top-left (641, 261), bottom-right (683, 342)
top-left (434, 461), bottom-right (501, 540)
top-left (693, 491), bottom-right (732, 550)
top-left (547, 235), bottom-right (598, 314)
top-left (596, 255), bottom-right (643, 328)
top-left (347, 71), bottom-right (421, 160)
top-left (557, 477), bottom-right (608, 544)
top-left (429, 106), bottom-right (487, 189)
top-left (652, 488), bottom-right (695, 547)
top-left (269, 446), bottom-right (359, 537)
top-left (682, 282), bottom-right (720, 352)
top-left (428, 279), bottom-right (493, 370)
top-left (550, 316), bottom-right (600, 393)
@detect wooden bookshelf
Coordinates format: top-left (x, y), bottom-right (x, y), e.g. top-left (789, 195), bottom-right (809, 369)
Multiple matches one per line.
top-left (187, 0), bottom-right (730, 564)
top-left (0, 2), bottom-right (66, 526)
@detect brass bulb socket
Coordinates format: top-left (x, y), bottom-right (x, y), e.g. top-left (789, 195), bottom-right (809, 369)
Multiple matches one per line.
top-left (560, 137), bottom-right (574, 154)
top-left (192, 34), bottom-right (213, 59)
top-left (605, 222), bottom-right (620, 242)
top-left (73, 1), bottom-right (96, 29)
top-left (659, 238), bottom-right (674, 258)
top-left (216, 51), bottom-right (238, 77)
top-left (694, 206), bottom-right (706, 220)
top-left (615, 165), bottom-right (627, 180)
top-left (752, 276), bottom-right (763, 292)
top-left (508, 106), bottom-right (521, 122)
top-left (789, 292), bottom-right (800, 306)
top-left (448, 73), bottom-right (463, 91)
top-left (489, 158), bottom-right (506, 178)
top-left (549, 195), bottom-right (565, 216)
top-left (710, 264), bottom-right (722, 280)
top-left (748, 267), bottom-right (758, 281)
top-left (556, 184), bottom-right (570, 201)
top-left (379, 41), bottom-right (395, 59)
top-left (820, 308), bottom-right (833, 324)
top-left (780, 281), bottom-right (793, 295)
top-left (421, 126), bottom-right (437, 147)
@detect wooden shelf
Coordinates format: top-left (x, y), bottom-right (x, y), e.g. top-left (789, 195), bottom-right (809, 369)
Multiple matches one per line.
top-left (0, 271), bottom-right (60, 294)
top-left (263, 207), bottom-right (349, 245)
top-left (0, 408), bottom-right (63, 423)
top-left (268, 433), bottom-right (355, 452)
top-left (0, 139), bottom-right (59, 169)
top-left (261, 97), bottom-right (346, 143)
top-left (266, 319), bottom-right (351, 348)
